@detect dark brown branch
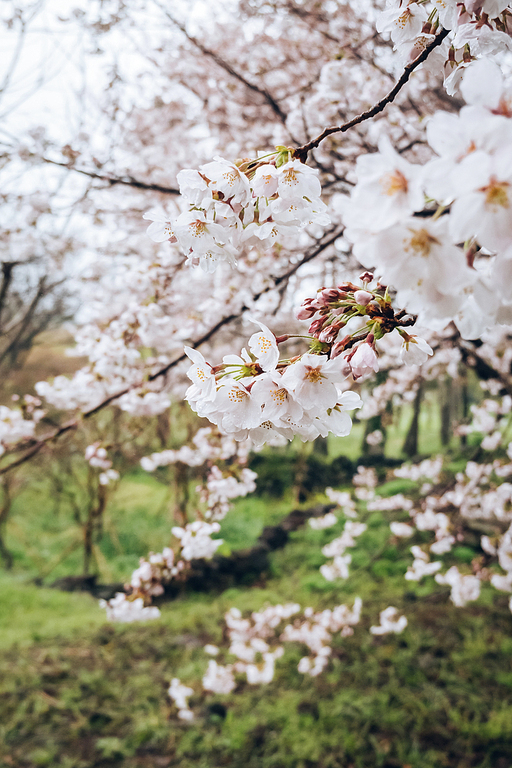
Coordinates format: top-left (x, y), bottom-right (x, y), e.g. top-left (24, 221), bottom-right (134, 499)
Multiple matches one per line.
top-left (0, 276), bottom-right (47, 366)
top-left (458, 340), bottom-right (512, 395)
top-left (293, 28), bottom-right (450, 161)
top-left (0, 229), bottom-right (343, 475)
top-left (39, 157), bottom-right (180, 195)
top-left (0, 262), bottom-right (15, 330)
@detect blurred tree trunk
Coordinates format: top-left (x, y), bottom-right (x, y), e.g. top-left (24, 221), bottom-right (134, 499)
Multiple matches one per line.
top-left (0, 483), bottom-right (14, 569)
top-left (173, 462), bottom-right (189, 526)
top-left (460, 370), bottom-right (469, 447)
top-left (402, 381), bottom-right (423, 458)
top-left (361, 415), bottom-right (386, 456)
top-left (312, 436), bottom-right (328, 455)
top-left (440, 377), bottom-right (452, 447)
top-left (83, 484), bottom-right (107, 576)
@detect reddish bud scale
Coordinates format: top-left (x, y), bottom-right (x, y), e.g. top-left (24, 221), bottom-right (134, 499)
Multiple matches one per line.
top-left (309, 317), bottom-right (328, 335)
top-left (297, 306), bottom-right (317, 320)
top-left (319, 323), bottom-right (343, 343)
top-left (330, 335), bottom-right (351, 358)
top-left (320, 288), bottom-right (341, 302)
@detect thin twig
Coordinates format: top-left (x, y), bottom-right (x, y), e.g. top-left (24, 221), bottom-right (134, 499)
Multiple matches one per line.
top-left (39, 157), bottom-right (180, 195)
top-left (293, 29), bottom-right (449, 161)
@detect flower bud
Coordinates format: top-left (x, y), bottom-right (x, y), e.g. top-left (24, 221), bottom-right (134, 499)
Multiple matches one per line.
top-left (319, 323), bottom-right (342, 343)
top-left (308, 317), bottom-right (327, 336)
top-left (320, 288), bottom-right (340, 302)
top-left (354, 290), bottom-right (373, 306)
top-left (348, 342), bottom-right (379, 379)
top-left (297, 305), bottom-right (317, 320)
top-left (330, 336), bottom-right (351, 358)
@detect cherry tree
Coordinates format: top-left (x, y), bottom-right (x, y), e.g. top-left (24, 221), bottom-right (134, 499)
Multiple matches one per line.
top-left (1, 0), bottom-right (512, 713)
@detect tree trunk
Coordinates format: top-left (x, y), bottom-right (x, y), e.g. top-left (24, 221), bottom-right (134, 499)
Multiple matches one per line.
top-left (361, 415), bottom-right (386, 456)
top-left (173, 462), bottom-right (189, 526)
top-left (83, 484), bottom-right (107, 576)
top-left (440, 377), bottom-right (452, 447)
top-left (0, 479), bottom-right (14, 569)
top-left (402, 381), bottom-right (423, 458)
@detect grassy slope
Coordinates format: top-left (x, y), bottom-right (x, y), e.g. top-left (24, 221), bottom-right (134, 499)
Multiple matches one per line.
top-left (1, 492), bottom-right (512, 768)
top-left (1, 335), bottom-right (505, 767)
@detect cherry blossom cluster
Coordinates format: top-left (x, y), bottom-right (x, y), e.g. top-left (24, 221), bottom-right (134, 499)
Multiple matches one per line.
top-left (184, 317), bottom-right (363, 445)
top-left (457, 393), bottom-right (512, 451)
top-left (0, 405), bottom-right (36, 457)
top-left (168, 678), bottom-right (195, 722)
top-left (84, 443), bottom-right (119, 486)
top-left (281, 600), bottom-right (363, 676)
top-left (298, 274), bottom-right (433, 379)
top-left (357, 329), bottom-right (458, 422)
top-left (325, 488), bottom-right (358, 517)
top-left (370, 606), bottom-right (408, 635)
top-left (141, 427), bottom-right (257, 521)
top-left (144, 151), bottom-right (329, 273)
top-left (320, 520), bottom-right (368, 582)
top-left (168, 599), bottom-right (363, 720)
top-left (198, 465), bottom-right (257, 521)
top-left (308, 510), bottom-right (338, 530)
top-left (352, 465), bottom-right (379, 501)
top-left (337, 426), bottom-right (512, 610)
top-left (342, 58), bottom-right (512, 340)
top-left (377, 0), bottom-right (512, 84)
top-left (140, 427), bottom-right (251, 472)
top-left (99, 520), bottom-right (223, 620)
top-left (98, 592), bottom-right (161, 624)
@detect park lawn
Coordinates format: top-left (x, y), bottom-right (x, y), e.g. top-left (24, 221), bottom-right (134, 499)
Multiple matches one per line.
top-left (1, 492), bottom-right (512, 768)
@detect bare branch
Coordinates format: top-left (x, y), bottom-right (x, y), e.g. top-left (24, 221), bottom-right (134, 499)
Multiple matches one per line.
top-left (161, 8), bottom-right (288, 125)
top-left (0, 262), bottom-right (15, 330)
top-left (39, 157), bottom-right (180, 195)
top-left (0, 275), bottom-right (48, 367)
top-left (293, 29), bottom-right (450, 161)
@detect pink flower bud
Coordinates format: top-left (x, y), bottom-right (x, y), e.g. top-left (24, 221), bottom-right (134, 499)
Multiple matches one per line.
top-left (316, 293), bottom-right (332, 308)
top-left (330, 336), bottom-right (351, 358)
top-left (319, 323), bottom-right (342, 343)
top-left (354, 290), bottom-right (373, 306)
top-left (297, 305), bottom-right (317, 320)
top-left (308, 317), bottom-right (327, 336)
top-left (320, 288), bottom-right (340, 302)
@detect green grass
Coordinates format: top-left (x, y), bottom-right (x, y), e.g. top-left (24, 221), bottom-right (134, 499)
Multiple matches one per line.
top-left (0, 341), bottom-right (504, 767)
top-left (6, 472), bottom-right (173, 583)
top-left (5, 461), bottom-right (298, 585)
top-left (0, 574), bottom-right (105, 651)
top-left (1, 489), bottom-right (512, 768)
top-left (328, 390), bottom-right (451, 462)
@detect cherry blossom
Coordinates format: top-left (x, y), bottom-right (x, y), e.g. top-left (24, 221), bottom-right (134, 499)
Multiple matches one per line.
top-left (370, 607), bottom-right (408, 635)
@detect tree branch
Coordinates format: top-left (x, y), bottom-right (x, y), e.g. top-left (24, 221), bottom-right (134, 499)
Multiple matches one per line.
top-left (39, 157), bottom-right (180, 195)
top-left (0, 262), bottom-right (15, 331)
top-left (0, 228), bottom-right (343, 475)
top-left (161, 8), bottom-right (288, 124)
top-left (293, 29), bottom-right (449, 161)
